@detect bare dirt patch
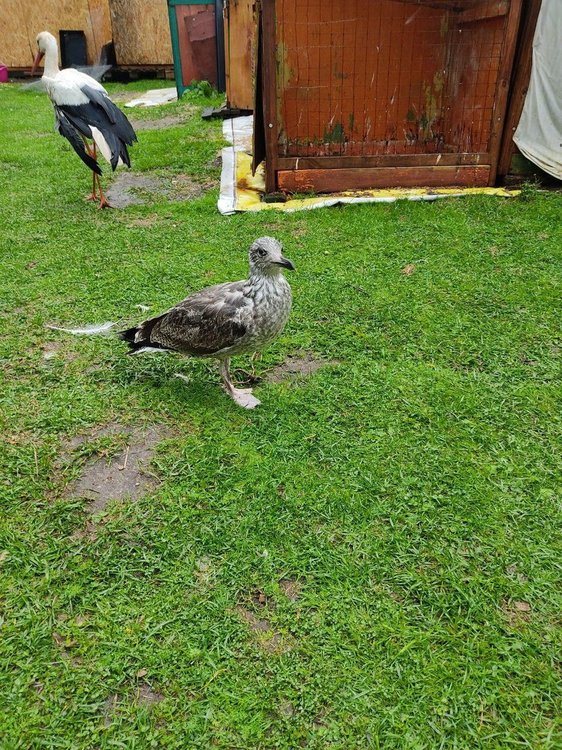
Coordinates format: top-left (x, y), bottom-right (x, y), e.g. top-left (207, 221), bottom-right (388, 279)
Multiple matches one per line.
top-left (122, 214), bottom-right (161, 228)
top-left (70, 520), bottom-right (98, 542)
top-left (137, 682), bottom-right (164, 707)
top-left (251, 589), bottom-right (271, 607)
top-left (129, 112), bottom-right (194, 131)
top-left (279, 578), bottom-right (301, 602)
top-left (401, 263), bottom-right (417, 276)
top-left (194, 556), bottom-right (215, 586)
top-left (102, 694), bottom-right (119, 727)
top-left (279, 700), bottom-right (295, 718)
top-left (506, 563), bottom-right (529, 584)
top-left (502, 599), bottom-right (532, 626)
top-left (266, 353), bottom-right (339, 384)
top-left (42, 341), bottom-right (61, 360)
top-left (61, 423), bottom-right (173, 513)
top-left (106, 172), bottom-right (211, 208)
top-left (41, 340), bottom-right (77, 363)
top-left (52, 631), bottom-right (81, 665)
top-left (236, 606), bottom-right (290, 654)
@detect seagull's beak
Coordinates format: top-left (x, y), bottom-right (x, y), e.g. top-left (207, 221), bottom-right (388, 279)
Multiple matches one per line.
top-left (31, 50), bottom-right (44, 75)
top-left (276, 256), bottom-right (295, 271)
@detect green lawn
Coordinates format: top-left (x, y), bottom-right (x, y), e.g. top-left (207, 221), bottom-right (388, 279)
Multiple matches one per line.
top-left (0, 80), bottom-right (561, 749)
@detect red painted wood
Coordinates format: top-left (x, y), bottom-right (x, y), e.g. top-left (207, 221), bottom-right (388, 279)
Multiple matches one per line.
top-left (277, 166), bottom-right (491, 193)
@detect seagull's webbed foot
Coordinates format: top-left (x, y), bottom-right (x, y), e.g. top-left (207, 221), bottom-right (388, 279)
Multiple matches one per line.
top-left (220, 357), bottom-right (261, 409)
top-left (228, 388), bottom-right (261, 410)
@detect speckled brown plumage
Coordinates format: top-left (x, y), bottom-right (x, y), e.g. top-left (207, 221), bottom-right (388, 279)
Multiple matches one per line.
top-left (120, 237), bottom-right (295, 409)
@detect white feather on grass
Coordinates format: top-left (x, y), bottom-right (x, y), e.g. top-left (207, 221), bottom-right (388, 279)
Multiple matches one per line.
top-left (46, 321), bottom-right (116, 335)
top-left (131, 346), bottom-right (166, 354)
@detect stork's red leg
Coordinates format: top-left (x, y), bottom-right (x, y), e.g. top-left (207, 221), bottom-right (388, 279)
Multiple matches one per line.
top-left (96, 175), bottom-right (112, 209)
top-left (87, 142), bottom-right (111, 208)
top-left (85, 170), bottom-right (97, 201)
top-left (83, 140), bottom-right (97, 201)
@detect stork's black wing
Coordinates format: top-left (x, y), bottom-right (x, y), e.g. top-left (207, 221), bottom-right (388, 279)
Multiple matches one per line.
top-left (55, 109), bottom-right (102, 175)
top-left (55, 85), bottom-right (137, 171)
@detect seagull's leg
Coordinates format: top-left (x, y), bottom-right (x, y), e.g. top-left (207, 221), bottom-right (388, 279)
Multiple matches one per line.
top-left (220, 358), bottom-right (261, 409)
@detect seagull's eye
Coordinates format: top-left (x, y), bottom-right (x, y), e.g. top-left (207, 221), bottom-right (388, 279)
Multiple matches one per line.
top-left (257, 248), bottom-right (267, 258)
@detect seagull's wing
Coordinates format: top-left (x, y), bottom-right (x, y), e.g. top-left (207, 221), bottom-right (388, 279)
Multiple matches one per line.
top-left (55, 109), bottom-right (102, 175)
top-left (121, 281), bottom-right (252, 356)
top-left (51, 71), bottom-right (136, 170)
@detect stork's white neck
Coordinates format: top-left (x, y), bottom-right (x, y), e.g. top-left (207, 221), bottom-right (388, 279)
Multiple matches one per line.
top-left (42, 39), bottom-right (60, 79)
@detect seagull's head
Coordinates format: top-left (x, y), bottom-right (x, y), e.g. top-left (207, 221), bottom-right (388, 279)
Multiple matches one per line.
top-left (249, 237), bottom-right (295, 276)
top-left (32, 32), bottom-right (57, 73)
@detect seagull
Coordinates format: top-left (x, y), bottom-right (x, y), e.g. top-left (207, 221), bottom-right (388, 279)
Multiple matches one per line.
top-left (32, 31), bottom-right (137, 208)
top-left (120, 237), bottom-right (295, 409)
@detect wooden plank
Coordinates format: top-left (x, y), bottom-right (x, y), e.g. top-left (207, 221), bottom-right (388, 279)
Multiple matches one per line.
top-left (224, 0), bottom-right (256, 110)
top-left (261, 0), bottom-right (278, 193)
top-left (252, 4), bottom-right (266, 174)
top-left (497, 0), bottom-right (542, 178)
top-left (277, 166), bottom-right (491, 193)
top-left (390, 1), bottom-right (479, 9)
top-left (277, 153), bottom-right (491, 170)
top-left (457, 0), bottom-right (508, 24)
top-left (487, 0), bottom-right (523, 185)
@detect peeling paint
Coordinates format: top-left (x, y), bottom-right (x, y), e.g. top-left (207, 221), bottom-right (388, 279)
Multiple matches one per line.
top-left (276, 42), bottom-right (292, 92)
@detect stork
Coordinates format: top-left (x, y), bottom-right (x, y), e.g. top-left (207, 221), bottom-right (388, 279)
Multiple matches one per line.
top-left (32, 31), bottom-right (137, 208)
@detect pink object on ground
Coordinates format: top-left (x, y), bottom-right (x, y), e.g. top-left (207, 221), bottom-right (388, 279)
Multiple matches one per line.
top-left (0, 65), bottom-right (8, 83)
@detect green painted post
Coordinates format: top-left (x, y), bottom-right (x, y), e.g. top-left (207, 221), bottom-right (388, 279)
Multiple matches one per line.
top-left (167, 0), bottom-right (216, 98)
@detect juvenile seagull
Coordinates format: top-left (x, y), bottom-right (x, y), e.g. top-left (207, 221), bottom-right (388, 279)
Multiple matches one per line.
top-left (32, 31), bottom-right (137, 208)
top-left (120, 237), bottom-right (295, 409)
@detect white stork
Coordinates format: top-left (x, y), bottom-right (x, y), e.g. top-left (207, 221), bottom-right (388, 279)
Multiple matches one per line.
top-left (32, 31), bottom-right (137, 208)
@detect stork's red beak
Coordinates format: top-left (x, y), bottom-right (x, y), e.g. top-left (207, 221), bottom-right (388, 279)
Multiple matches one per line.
top-left (31, 50), bottom-right (44, 75)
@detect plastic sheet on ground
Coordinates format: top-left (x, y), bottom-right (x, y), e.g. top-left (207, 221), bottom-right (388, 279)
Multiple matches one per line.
top-left (219, 117), bottom-right (519, 215)
top-left (124, 87), bottom-right (177, 108)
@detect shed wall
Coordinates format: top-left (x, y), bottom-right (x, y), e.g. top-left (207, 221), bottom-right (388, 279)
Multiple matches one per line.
top-left (275, 0), bottom-right (509, 158)
top-left (0, 0), bottom-right (112, 67)
top-left (108, 0), bottom-right (173, 65)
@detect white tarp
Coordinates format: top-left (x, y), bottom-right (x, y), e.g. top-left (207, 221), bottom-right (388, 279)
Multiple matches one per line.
top-left (513, 0), bottom-right (562, 179)
top-left (124, 88), bottom-right (177, 108)
top-left (217, 117), bottom-right (517, 215)
top-left (218, 116), bottom-right (254, 215)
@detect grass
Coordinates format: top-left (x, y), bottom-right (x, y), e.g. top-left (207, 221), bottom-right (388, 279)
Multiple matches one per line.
top-left (1, 80), bottom-right (561, 749)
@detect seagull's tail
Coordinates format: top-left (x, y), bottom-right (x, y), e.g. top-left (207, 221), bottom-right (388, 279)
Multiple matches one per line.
top-left (118, 308), bottom-right (172, 355)
top-left (118, 325), bottom-right (142, 352)
top-left (118, 325), bottom-right (167, 355)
